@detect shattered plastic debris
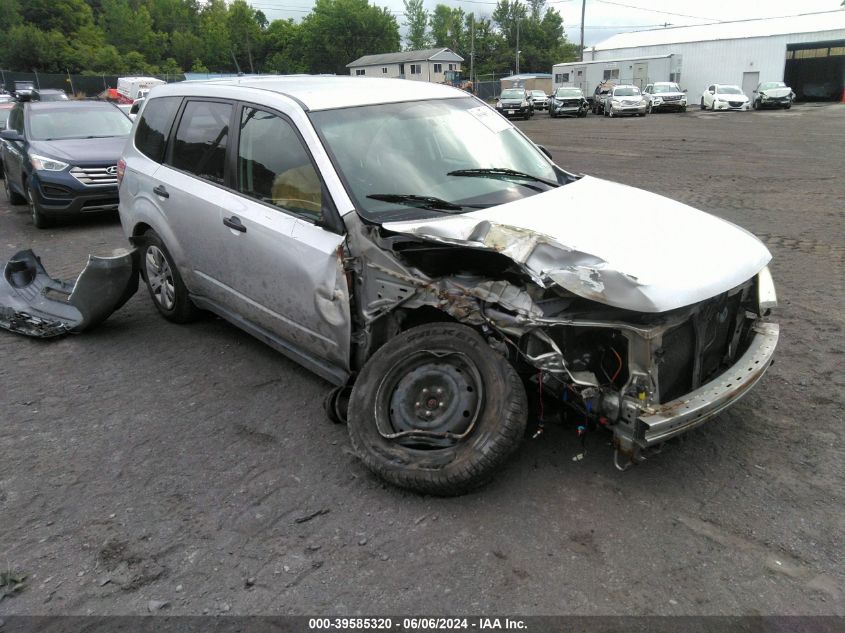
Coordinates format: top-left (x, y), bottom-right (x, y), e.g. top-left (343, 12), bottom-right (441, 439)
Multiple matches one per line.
top-left (0, 249), bottom-right (138, 338)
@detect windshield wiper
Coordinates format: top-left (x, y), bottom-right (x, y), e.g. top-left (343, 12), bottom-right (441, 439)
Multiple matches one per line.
top-left (447, 168), bottom-right (560, 189)
top-left (366, 193), bottom-right (469, 213)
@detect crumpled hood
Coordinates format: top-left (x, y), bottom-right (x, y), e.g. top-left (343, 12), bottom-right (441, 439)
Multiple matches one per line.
top-left (381, 175), bottom-right (771, 313)
top-left (760, 88), bottom-right (791, 98)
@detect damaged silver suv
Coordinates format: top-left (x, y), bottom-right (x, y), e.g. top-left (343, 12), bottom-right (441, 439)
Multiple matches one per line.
top-left (118, 77), bottom-right (779, 495)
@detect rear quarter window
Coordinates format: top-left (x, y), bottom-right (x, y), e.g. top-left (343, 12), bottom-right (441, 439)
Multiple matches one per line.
top-left (134, 96), bottom-right (181, 163)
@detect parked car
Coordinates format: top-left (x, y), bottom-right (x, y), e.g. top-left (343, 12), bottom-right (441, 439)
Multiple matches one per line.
top-left (701, 84), bottom-right (750, 111)
top-left (591, 81), bottom-right (616, 114)
top-left (0, 100), bottom-right (132, 227)
top-left (530, 90), bottom-right (549, 111)
top-left (13, 81), bottom-right (34, 99)
top-left (752, 81), bottom-right (794, 110)
top-left (604, 85), bottom-right (648, 117)
top-left (31, 89), bottom-right (69, 102)
top-left (548, 87), bottom-right (589, 118)
top-left (495, 88), bottom-right (534, 119)
top-left (0, 94), bottom-right (12, 104)
top-left (118, 77), bottom-right (778, 495)
top-left (642, 82), bottom-right (687, 112)
top-left (0, 103), bottom-right (14, 178)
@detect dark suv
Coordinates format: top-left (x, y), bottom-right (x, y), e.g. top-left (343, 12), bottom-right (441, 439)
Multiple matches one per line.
top-left (1, 100), bottom-right (132, 227)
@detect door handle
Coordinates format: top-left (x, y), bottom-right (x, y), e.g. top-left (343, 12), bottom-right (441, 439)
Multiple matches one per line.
top-left (223, 215), bottom-right (246, 233)
top-left (153, 184), bottom-right (169, 198)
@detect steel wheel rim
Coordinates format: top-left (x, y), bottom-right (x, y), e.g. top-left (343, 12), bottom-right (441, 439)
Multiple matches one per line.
top-left (145, 245), bottom-right (176, 310)
top-left (374, 349), bottom-right (484, 449)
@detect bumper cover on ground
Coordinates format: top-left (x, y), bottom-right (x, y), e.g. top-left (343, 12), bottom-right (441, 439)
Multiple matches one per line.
top-left (0, 248), bottom-right (138, 337)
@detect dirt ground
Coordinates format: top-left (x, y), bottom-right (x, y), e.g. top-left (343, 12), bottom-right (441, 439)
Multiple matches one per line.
top-left (1, 103), bottom-right (843, 617)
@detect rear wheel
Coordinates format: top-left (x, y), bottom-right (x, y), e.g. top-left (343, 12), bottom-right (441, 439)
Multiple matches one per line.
top-left (140, 229), bottom-right (200, 323)
top-left (347, 322), bottom-right (527, 496)
top-left (700, 98), bottom-right (705, 110)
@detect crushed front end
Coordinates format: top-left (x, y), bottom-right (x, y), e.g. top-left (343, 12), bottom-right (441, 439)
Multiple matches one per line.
top-left (511, 271), bottom-right (778, 467)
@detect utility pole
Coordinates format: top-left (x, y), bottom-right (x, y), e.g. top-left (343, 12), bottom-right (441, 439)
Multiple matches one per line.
top-left (580, 0), bottom-right (586, 62)
top-left (515, 19), bottom-right (520, 75)
top-left (470, 15), bottom-right (475, 89)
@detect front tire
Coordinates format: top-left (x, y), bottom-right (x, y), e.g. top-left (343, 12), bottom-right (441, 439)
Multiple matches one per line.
top-left (27, 182), bottom-right (52, 229)
top-left (347, 322), bottom-right (527, 496)
top-left (3, 174), bottom-right (25, 205)
top-left (753, 99), bottom-right (760, 110)
top-left (140, 229), bottom-right (200, 323)
top-left (700, 98), bottom-right (705, 110)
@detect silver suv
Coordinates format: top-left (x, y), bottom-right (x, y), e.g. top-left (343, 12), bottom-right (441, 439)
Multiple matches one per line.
top-left (119, 77), bottom-right (778, 494)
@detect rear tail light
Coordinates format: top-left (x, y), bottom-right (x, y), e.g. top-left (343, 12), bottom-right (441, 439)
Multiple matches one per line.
top-left (116, 158), bottom-right (126, 186)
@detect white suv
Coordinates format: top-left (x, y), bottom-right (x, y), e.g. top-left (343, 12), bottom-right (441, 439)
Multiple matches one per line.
top-left (118, 76), bottom-right (778, 494)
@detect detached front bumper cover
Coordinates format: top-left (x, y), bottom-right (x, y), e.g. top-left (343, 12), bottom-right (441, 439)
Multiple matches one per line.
top-left (0, 249), bottom-right (138, 338)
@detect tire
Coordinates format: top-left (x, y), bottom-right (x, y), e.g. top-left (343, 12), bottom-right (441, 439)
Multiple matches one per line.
top-left (3, 174), bottom-right (25, 205)
top-left (785, 103), bottom-right (792, 110)
top-left (681, 105), bottom-right (687, 112)
top-left (753, 99), bottom-right (760, 110)
top-left (700, 98), bottom-right (705, 110)
top-left (347, 322), bottom-right (527, 496)
top-left (140, 229), bottom-right (200, 323)
top-left (26, 181), bottom-right (52, 229)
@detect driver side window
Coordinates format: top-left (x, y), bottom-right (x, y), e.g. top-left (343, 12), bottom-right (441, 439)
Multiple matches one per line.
top-left (237, 107), bottom-right (323, 222)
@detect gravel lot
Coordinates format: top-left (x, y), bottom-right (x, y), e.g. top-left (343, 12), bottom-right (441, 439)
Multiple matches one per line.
top-left (1, 103), bottom-right (843, 617)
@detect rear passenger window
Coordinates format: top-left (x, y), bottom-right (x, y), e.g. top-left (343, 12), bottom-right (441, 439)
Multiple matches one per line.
top-left (169, 100), bottom-right (231, 185)
top-left (237, 107), bottom-right (322, 221)
top-left (134, 97), bottom-right (181, 163)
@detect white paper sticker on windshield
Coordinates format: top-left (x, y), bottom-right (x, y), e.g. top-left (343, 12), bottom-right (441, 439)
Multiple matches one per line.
top-left (468, 105), bottom-right (511, 133)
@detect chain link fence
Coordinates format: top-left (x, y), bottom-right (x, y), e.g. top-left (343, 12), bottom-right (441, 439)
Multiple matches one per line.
top-left (0, 70), bottom-right (185, 98)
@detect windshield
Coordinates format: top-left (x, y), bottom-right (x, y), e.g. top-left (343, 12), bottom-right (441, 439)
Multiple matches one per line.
top-left (653, 84), bottom-right (680, 93)
top-left (28, 106), bottom-right (132, 140)
top-left (500, 89), bottom-right (525, 99)
top-left (555, 88), bottom-right (582, 98)
top-left (760, 82), bottom-right (786, 90)
top-left (311, 98), bottom-right (561, 220)
top-left (38, 92), bottom-right (69, 102)
top-left (613, 86), bottom-right (640, 97)
top-left (531, 91), bottom-right (546, 97)
top-left (717, 86), bottom-right (743, 95)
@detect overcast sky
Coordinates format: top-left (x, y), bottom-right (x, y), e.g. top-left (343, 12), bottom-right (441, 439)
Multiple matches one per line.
top-left (247, 0), bottom-right (844, 47)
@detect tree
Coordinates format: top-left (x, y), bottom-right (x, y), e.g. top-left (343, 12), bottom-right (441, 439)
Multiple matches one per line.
top-left (198, 0), bottom-right (232, 71)
top-left (262, 18), bottom-right (306, 74)
top-left (100, 0), bottom-right (164, 62)
top-left (299, 0), bottom-right (400, 75)
top-left (430, 4), bottom-right (466, 52)
top-left (403, 0), bottom-right (429, 50)
top-left (227, 0), bottom-right (262, 73)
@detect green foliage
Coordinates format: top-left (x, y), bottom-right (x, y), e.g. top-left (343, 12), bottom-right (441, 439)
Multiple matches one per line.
top-left (0, 0), bottom-right (573, 78)
top-left (403, 0), bottom-right (430, 50)
top-left (299, 0), bottom-right (400, 75)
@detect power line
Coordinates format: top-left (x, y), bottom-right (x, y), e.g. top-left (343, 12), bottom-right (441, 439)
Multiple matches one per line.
top-left (591, 0), bottom-right (720, 23)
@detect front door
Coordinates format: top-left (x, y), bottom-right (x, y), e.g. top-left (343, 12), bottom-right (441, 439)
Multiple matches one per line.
top-left (213, 104), bottom-right (351, 370)
top-left (742, 71), bottom-right (760, 101)
top-left (634, 63), bottom-right (649, 89)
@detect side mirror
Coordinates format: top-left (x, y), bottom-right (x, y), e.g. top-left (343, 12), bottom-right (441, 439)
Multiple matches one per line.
top-left (0, 129), bottom-right (23, 141)
top-left (683, 89), bottom-right (688, 93)
top-left (537, 145), bottom-right (552, 159)
top-left (753, 89), bottom-right (757, 93)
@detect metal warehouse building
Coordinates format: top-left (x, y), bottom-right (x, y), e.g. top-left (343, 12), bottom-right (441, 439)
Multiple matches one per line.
top-left (574, 10), bottom-right (845, 102)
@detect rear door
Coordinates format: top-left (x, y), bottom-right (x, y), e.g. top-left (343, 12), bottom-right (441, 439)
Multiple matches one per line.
top-left (153, 98), bottom-right (238, 305)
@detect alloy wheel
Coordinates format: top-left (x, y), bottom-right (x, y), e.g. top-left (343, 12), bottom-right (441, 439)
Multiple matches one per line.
top-left (145, 245), bottom-right (176, 311)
